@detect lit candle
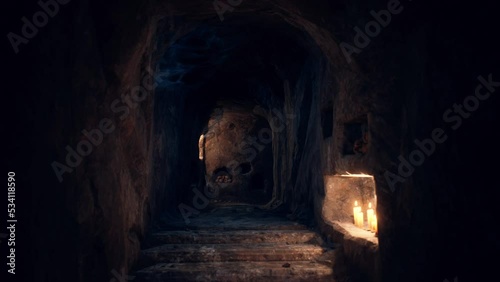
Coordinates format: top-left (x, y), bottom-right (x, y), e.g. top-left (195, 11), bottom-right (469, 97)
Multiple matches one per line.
top-left (366, 202), bottom-right (374, 230)
top-left (357, 211), bottom-right (364, 228)
top-left (353, 201), bottom-right (361, 226)
top-left (371, 215), bottom-right (378, 233)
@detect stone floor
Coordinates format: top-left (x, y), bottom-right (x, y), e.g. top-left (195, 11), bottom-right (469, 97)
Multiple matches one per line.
top-left (134, 205), bottom-right (334, 281)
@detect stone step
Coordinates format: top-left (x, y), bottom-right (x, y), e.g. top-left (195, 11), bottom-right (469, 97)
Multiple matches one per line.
top-left (150, 230), bottom-right (320, 245)
top-left (159, 206), bottom-right (310, 231)
top-left (159, 219), bottom-right (309, 231)
top-left (135, 261), bottom-right (334, 282)
top-left (140, 243), bottom-right (327, 264)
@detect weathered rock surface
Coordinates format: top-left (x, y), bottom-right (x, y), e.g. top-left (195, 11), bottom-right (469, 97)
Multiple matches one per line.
top-left (136, 261), bottom-right (333, 282)
top-left (135, 206), bottom-right (334, 281)
top-left (322, 175), bottom-right (377, 223)
top-left (203, 103), bottom-right (274, 204)
top-left (150, 229), bottom-right (319, 245)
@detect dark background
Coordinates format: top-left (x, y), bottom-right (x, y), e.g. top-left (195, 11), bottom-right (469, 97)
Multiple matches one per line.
top-left (2, 0), bottom-right (500, 281)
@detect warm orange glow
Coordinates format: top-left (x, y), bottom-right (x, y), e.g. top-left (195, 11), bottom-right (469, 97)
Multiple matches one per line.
top-left (371, 215), bottom-right (378, 233)
top-left (353, 201), bottom-right (362, 226)
top-left (367, 202), bottom-right (374, 231)
top-left (198, 134), bottom-right (205, 160)
top-left (357, 212), bottom-right (364, 228)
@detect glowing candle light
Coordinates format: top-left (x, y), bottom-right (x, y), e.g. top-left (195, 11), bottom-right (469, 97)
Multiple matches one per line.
top-left (371, 215), bottom-right (378, 233)
top-left (366, 202), bottom-right (374, 230)
top-left (357, 211), bottom-right (364, 228)
top-left (353, 201), bottom-right (361, 226)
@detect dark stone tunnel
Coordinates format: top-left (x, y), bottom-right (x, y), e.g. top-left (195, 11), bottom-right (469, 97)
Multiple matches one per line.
top-left (3, 0), bottom-right (500, 281)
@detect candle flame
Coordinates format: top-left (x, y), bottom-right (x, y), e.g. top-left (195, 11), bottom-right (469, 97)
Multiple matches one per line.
top-left (368, 202), bottom-right (372, 208)
top-left (354, 200), bottom-right (358, 206)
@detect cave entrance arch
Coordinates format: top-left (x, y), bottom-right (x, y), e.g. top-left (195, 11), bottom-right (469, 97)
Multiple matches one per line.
top-left (154, 11), bottom-right (335, 218)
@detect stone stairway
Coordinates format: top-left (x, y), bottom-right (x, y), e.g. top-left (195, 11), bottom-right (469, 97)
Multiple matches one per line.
top-left (134, 205), bottom-right (334, 281)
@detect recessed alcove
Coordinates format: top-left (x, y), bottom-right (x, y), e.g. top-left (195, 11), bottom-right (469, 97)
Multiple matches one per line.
top-left (342, 116), bottom-right (369, 156)
top-left (322, 173), bottom-right (378, 239)
top-left (321, 173), bottom-right (380, 282)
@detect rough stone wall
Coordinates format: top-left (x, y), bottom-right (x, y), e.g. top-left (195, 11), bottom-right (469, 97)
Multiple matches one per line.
top-left (314, 1), bottom-right (500, 281)
top-left (18, 1), bottom-right (161, 281)
top-left (203, 105), bottom-right (273, 204)
top-left (152, 86), bottom-right (186, 212)
top-left (285, 58), bottom-right (329, 218)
